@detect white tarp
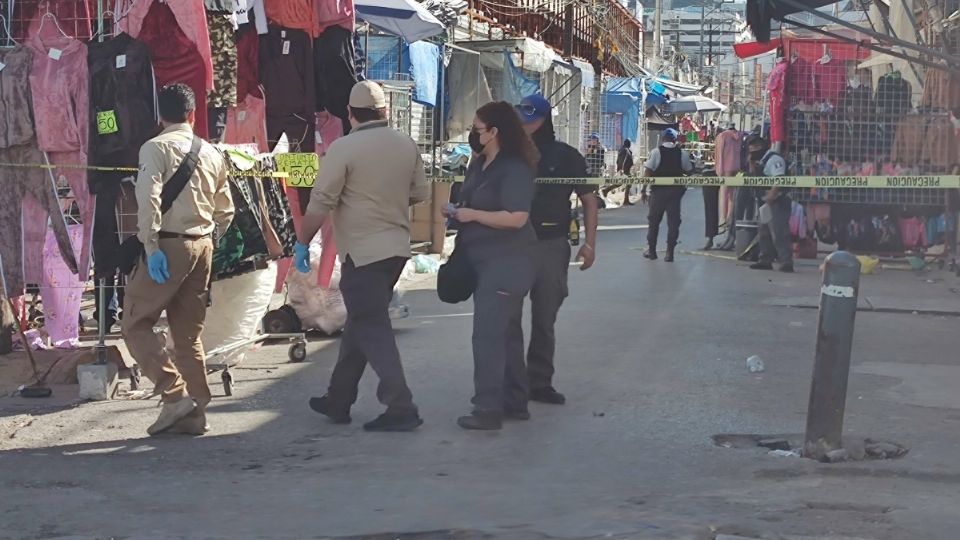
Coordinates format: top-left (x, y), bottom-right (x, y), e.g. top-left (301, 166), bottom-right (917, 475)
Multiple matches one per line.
top-left (356, 0), bottom-right (445, 43)
top-left (201, 263), bottom-right (279, 367)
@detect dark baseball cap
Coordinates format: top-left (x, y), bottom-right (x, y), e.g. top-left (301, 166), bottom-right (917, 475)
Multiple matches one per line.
top-left (516, 94), bottom-right (551, 124)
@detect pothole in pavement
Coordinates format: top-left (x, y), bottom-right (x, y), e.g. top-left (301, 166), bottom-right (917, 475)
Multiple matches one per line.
top-left (712, 433), bottom-right (909, 462)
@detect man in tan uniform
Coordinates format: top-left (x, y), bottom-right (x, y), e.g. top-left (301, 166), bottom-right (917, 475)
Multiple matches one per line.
top-left (122, 83), bottom-right (234, 436)
top-left (296, 80), bottom-right (430, 432)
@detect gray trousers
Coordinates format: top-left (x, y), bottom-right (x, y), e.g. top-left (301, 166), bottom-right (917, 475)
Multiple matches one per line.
top-left (527, 236), bottom-right (571, 391)
top-left (468, 243), bottom-right (534, 412)
top-left (758, 195), bottom-right (793, 266)
top-left (327, 256), bottom-right (417, 415)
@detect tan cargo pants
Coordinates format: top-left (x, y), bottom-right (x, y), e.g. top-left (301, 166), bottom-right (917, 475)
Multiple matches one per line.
top-left (121, 237), bottom-right (213, 408)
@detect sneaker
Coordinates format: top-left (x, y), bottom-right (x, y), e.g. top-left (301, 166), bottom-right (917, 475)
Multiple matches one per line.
top-left (309, 395), bottom-right (351, 424)
top-left (363, 412), bottom-right (423, 432)
top-left (643, 249), bottom-right (658, 260)
top-left (504, 408), bottom-right (531, 421)
top-left (148, 398), bottom-right (197, 436)
top-left (779, 263), bottom-right (795, 273)
top-left (457, 411), bottom-right (503, 430)
top-left (530, 387), bottom-right (566, 405)
top-left (749, 262), bottom-right (774, 270)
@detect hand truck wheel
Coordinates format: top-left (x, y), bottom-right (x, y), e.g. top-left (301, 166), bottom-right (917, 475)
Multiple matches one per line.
top-left (288, 341), bottom-right (307, 363)
top-left (222, 370), bottom-right (234, 396)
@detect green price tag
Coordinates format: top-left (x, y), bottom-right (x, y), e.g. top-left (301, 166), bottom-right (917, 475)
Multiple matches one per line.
top-left (96, 110), bottom-right (118, 135)
top-left (276, 152), bottom-right (320, 188)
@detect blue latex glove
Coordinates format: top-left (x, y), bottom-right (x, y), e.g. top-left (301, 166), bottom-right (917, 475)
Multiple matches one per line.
top-left (147, 250), bottom-right (170, 284)
top-left (294, 242), bottom-right (311, 273)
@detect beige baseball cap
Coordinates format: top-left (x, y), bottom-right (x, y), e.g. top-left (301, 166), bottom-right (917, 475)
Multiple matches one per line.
top-left (349, 80), bottom-right (386, 109)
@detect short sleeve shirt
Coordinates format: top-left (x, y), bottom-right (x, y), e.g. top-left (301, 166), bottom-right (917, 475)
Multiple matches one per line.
top-left (457, 154), bottom-right (537, 248)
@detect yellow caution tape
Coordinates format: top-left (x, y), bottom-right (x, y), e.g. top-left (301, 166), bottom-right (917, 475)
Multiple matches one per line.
top-left (429, 175), bottom-right (960, 189)
top-left (0, 161), bottom-right (288, 178)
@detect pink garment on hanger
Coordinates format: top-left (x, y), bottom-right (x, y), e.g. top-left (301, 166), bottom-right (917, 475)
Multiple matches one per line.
top-left (225, 94), bottom-right (270, 152)
top-left (118, 0), bottom-right (214, 92)
top-left (22, 151), bottom-right (94, 284)
top-left (315, 110), bottom-right (344, 156)
top-left (898, 218), bottom-right (927, 248)
top-left (39, 224), bottom-right (86, 349)
top-left (316, 0), bottom-right (355, 34)
top-left (768, 61), bottom-right (788, 144)
top-left (27, 34), bottom-right (88, 153)
top-left (713, 129), bottom-right (741, 175)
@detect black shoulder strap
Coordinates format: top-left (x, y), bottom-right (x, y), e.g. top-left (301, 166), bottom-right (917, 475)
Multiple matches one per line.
top-left (159, 136), bottom-right (203, 214)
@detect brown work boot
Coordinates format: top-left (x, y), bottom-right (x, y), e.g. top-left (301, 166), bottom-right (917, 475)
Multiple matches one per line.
top-left (147, 397), bottom-right (196, 436)
top-left (168, 409), bottom-right (210, 436)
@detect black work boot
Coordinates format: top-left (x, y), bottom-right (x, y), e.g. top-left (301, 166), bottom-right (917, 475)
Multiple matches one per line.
top-left (530, 386), bottom-right (566, 405)
top-left (363, 410), bottom-right (423, 432)
top-left (457, 410), bottom-right (503, 430)
top-left (664, 245), bottom-right (676, 262)
top-left (779, 263), bottom-right (795, 273)
top-left (308, 395), bottom-right (352, 424)
top-left (643, 246), bottom-right (658, 260)
top-left (750, 262), bottom-right (774, 270)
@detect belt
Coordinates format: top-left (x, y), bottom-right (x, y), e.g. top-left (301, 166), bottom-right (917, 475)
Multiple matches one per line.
top-left (159, 232), bottom-right (209, 240)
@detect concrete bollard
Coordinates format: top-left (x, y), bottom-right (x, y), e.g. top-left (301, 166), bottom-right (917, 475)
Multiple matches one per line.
top-left (804, 251), bottom-right (861, 459)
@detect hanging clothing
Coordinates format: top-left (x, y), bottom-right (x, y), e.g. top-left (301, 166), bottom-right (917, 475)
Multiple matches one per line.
top-left (714, 129), bottom-right (741, 176)
top-left (767, 60), bottom-right (787, 144)
top-left (876, 73), bottom-right (912, 116)
top-left (138, 0), bottom-right (210, 138)
top-left (921, 115), bottom-right (957, 171)
top-left (234, 0), bottom-right (269, 34)
top-left (788, 57), bottom-right (816, 105)
top-left (87, 33), bottom-right (158, 192)
top-left (39, 224), bottom-right (86, 349)
top-left (225, 94), bottom-right (270, 152)
top-left (314, 25), bottom-right (358, 125)
top-left (22, 151), bottom-right (94, 284)
top-left (265, 0), bottom-right (316, 36)
top-left (0, 46), bottom-right (79, 295)
top-left (118, 0), bottom-right (215, 92)
top-left (921, 69), bottom-right (960, 111)
top-left (236, 25), bottom-right (262, 101)
top-left (812, 59), bottom-right (847, 105)
top-left (213, 177), bottom-right (269, 279)
top-left (261, 25), bottom-right (315, 119)
top-left (315, 110), bottom-right (344, 156)
top-left (206, 11), bottom-right (238, 108)
top-left (316, 0), bottom-right (354, 34)
top-left (26, 34), bottom-right (93, 281)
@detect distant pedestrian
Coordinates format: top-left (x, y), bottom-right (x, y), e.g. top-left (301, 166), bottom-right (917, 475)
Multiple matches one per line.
top-left (443, 101), bottom-right (539, 430)
top-left (122, 83), bottom-right (235, 436)
top-left (517, 94), bottom-right (599, 406)
top-left (298, 81), bottom-right (430, 432)
top-left (585, 133), bottom-right (606, 177)
top-left (643, 128), bottom-right (694, 262)
top-left (616, 139), bottom-right (635, 206)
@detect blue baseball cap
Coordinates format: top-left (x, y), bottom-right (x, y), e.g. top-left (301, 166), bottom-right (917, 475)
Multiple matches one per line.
top-left (662, 128), bottom-right (679, 140)
top-left (589, 132), bottom-right (600, 140)
top-left (516, 94), bottom-right (551, 124)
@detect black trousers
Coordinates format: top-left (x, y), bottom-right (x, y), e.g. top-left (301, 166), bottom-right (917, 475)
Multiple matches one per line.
top-left (327, 256), bottom-right (417, 414)
top-left (647, 187), bottom-right (686, 249)
top-left (758, 195), bottom-right (794, 266)
top-left (91, 181), bottom-right (124, 325)
top-left (527, 237), bottom-right (571, 391)
top-left (702, 186), bottom-right (720, 238)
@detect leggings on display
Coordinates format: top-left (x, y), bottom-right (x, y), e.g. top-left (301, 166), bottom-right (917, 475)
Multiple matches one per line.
top-left (0, 142), bottom-right (79, 297)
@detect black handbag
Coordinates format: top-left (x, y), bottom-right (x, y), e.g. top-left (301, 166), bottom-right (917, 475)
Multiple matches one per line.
top-left (117, 136), bottom-right (203, 275)
top-left (437, 238), bottom-right (476, 304)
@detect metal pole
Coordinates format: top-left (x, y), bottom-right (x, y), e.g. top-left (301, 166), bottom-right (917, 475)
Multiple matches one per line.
top-left (699, 3), bottom-right (705, 69)
top-left (653, 0), bottom-right (662, 66)
top-left (804, 251), bottom-right (861, 459)
top-left (563, 3), bottom-right (574, 57)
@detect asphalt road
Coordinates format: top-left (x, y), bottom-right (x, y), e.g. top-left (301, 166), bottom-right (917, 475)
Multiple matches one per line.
top-left (2, 192), bottom-right (960, 540)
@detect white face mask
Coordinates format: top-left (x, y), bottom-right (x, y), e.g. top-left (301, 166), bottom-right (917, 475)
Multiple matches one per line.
top-left (849, 78), bottom-right (861, 89)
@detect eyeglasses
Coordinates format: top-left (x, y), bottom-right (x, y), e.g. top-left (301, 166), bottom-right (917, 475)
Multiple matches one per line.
top-left (516, 104), bottom-right (537, 116)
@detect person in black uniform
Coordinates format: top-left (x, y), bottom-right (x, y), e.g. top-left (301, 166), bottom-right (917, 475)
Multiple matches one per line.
top-left (616, 139), bottom-right (635, 206)
top-left (516, 94), bottom-right (599, 405)
top-left (443, 101), bottom-right (539, 430)
top-left (643, 128), bottom-right (694, 262)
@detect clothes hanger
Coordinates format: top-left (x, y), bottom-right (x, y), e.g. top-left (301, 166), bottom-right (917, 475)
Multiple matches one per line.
top-left (37, 9), bottom-right (70, 38)
top-left (817, 44), bottom-right (832, 64)
top-left (0, 14), bottom-right (18, 47)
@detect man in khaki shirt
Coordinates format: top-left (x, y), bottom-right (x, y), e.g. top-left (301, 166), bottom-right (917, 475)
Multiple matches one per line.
top-left (122, 83), bottom-right (234, 437)
top-left (296, 80), bottom-right (429, 432)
